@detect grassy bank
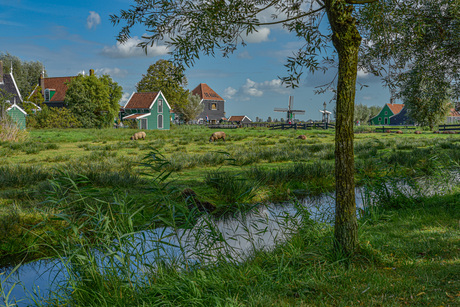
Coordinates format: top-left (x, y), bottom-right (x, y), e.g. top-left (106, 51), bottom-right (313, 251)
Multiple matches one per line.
top-left (0, 126), bottom-right (459, 267)
top-left (2, 175), bottom-right (458, 306)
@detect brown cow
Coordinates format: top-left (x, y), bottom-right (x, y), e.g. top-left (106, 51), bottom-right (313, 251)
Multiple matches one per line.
top-left (297, 135), bottom-right (307, 140)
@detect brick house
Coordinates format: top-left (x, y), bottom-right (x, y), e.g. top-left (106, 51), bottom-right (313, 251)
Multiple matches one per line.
top-left (191, 83), bottom-right (226, 124)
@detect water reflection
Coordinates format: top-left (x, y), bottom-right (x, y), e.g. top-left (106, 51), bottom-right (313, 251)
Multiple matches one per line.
top-left (1, 173), bottom-right (457, 306)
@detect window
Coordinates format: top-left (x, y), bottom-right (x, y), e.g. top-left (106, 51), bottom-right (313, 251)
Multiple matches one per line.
top-left (384, 118), bottom-right (388, 124)
top-left (158, 99), bottom-right (163, 113)
top-left (378, 117), bottom-right (382, 122)
top-left (140, 118), bottom-right (148, 129)
top-left (158, 114), bottom-right (163, 129)
top-left (384, 111), bottom-right (388, 115)
top-left (211, 103), bottom-right (217, 110)
top-left (45, 89), bottom-right (50, 101)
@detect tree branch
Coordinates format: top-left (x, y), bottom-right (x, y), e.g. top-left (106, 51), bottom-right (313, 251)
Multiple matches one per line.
top-left (244, 6), bottom-right (325, 26)
top-left (346, 0), bottom-right (379, 4)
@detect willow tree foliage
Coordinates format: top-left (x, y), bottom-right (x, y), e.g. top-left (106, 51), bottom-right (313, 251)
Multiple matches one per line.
top-left (358, 0), bottom-right (460, 122)
top-left (0, 53), bottom-right (46, 98)
top-left (137, 59), bottom-right (189, 111)
top-left (112, 0), bottom-right (392, 256)
top-left (176, 93), bottom-right (205, 123)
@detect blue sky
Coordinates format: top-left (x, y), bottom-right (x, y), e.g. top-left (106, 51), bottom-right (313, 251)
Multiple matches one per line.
top-left (0, 0), bottom-right (393, 121)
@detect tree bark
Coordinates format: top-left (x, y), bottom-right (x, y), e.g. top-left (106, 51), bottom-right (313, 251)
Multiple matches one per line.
top-left (325, 0), bottom-right (361, 256)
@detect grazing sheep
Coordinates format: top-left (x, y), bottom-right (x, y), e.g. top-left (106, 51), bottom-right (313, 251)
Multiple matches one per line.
top-left (209, 131), bottom-right (226, 142)
top-left (130, 131), bottom-right (146, 140)
top-left (433, 131), bottom-right (439, 134)
top-left (395, 130), bottom-right (403, 134)
top-left (414, 131), bottom-right (421, 134)
top-left (297, 135), bottom-right (307, 140)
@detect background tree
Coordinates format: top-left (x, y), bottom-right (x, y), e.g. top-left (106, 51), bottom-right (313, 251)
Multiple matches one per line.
top-left (176, 93), bottom-right (204, 123)
top-left (0, 53), bottom-right (46, 98)
top-left (267, 117), bottom-right (272, 123)
top-left (399, 65), bottom-right (451, 130)
top-left (65, 74), bottom-right (122, 128)
top-left (112, 0), bottom-right (391, 256)
top-left (137, 59), bottom-right (189, 111)
top-left (354, 103), bottom-right (380, 124)
top-left (358, 0), bottom-right (460, 120)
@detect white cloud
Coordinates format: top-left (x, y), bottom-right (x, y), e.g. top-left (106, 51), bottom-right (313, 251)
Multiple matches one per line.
top-left (86, 11), bottom-right (101, 30)
top-left (101, 36), bottom-right (169, 58)
top-left (223, 87), bottom-right (238, 99)
top-left (120, 92), bottom-right (131, 106)
top-left (225, 78), bottom-right (290, 101)
top-left (357, 68), bottom-right (369, 78)
top-left (237, 51), bottom-right (252, 59)
top-left (243, 27), bottom-right (270, 43)
top-left (95, 67), bottom-right (128, 77)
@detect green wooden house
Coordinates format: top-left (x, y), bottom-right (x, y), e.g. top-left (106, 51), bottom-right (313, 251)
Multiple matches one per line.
top-left (1, 61), bottom-right (27, 129)
top-left (369, 103), bottom-right (404, 125)
top-left (6, 101), bottom-right (27, 130)
top-left (122, 91), bottom-right (170, 130)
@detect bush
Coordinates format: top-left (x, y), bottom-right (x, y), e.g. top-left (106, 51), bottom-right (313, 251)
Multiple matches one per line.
top-left (27, 105), bottom-right (82, 128)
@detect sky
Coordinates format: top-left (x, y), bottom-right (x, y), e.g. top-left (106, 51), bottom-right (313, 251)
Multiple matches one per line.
top-left (0, 0), bottom-right (395, 121)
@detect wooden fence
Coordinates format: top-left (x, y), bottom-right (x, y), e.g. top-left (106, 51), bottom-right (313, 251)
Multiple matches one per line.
top-left (438, 123), bottom-right (460, 131)
top-left (270, 122), bottom-right (335, 130)
top-left (375, 126), bottom-right (416, 133)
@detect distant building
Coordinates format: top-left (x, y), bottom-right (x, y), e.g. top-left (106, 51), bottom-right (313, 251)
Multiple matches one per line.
top-left (228, 115), bottom-right (252, 124)
top-left (446, 108), bottom-right (460, 124)
top-left (191, 83), bottom-right (226, 124)
top-left (370, 103), bottom-right (406, 125)
top-left (122, 91), bottom-right (171, 130)
top-left (0, 61), bottom-right (27, 129)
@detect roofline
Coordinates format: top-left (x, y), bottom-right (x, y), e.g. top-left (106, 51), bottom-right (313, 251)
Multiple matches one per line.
top-left (122, 113), bottom-right (151, 120)
top-left (124, 92), bottom-right (136, 108)
top-left (6, 103), bottom-right (28, 115)
top-left (27, 84), bottom-right (39, 100)
top-left (9, 72), bottom-right (23, 102)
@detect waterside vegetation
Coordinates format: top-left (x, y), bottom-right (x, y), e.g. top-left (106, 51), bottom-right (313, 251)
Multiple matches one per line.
top-left (0, 126), bottom-right (459, 305)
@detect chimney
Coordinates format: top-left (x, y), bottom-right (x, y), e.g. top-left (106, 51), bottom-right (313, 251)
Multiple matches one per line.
top-left (89, 69), bottom-right (94, 76)
top-left (0, 61), bottom-right (3, 83)
top-left (39, 72), bottom-right (45, 96)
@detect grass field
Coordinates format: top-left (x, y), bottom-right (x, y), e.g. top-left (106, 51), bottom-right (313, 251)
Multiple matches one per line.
top-left (0, 125), bottom-right (459, 306)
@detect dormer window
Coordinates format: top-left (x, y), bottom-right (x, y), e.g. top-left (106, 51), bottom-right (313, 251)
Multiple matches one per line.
top-left (45, 89), bottom-right (50, 101)
top-left (211, 103), bottom-right (217, 110)
top-left (158, 99), bottom-right (163, 113)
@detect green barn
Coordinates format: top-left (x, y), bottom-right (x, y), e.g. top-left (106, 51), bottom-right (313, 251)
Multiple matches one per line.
top-left (369, 103), bottom-right (404, 125)
top-left (122, 91), bottom-right (171, 130)
top-left (6, 103), bottom-right (27, 130)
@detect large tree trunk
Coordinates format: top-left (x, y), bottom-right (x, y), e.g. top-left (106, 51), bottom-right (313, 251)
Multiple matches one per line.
top-left (325, 0), bottom-right (361, 256)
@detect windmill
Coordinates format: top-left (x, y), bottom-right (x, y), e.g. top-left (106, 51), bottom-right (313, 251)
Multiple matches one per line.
top-left (274, 96), bottom-right (305, 123)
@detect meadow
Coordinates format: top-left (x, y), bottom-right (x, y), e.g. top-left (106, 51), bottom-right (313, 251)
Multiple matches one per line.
top-left (0, 125), bottom-right (459, 306)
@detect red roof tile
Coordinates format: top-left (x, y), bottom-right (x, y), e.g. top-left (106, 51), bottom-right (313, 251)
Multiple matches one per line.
top-left (387, 103), bottom-right (404, 115)
top-left (30, 76), bottom-right (75, 102)
top-left (450, 108), bottom-right (460, 117)
top-left (123, 113), bottom-right (149, 120)
top-left (191, 83), bottom-right (224, 101)
top-left (124, 92), bottom-right (159, 109)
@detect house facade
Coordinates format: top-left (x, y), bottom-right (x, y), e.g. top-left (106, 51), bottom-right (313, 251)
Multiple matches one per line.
top-left (446, 108), bottom-right (460, 124)
top-left (0, 61), bottom-right (27, 129)
top-left (191, 83), bottom-right (225, 124)
top-left (370, 103), bottom-right (405, 125)
top-left (122, 91), bottom-right (170, 130)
